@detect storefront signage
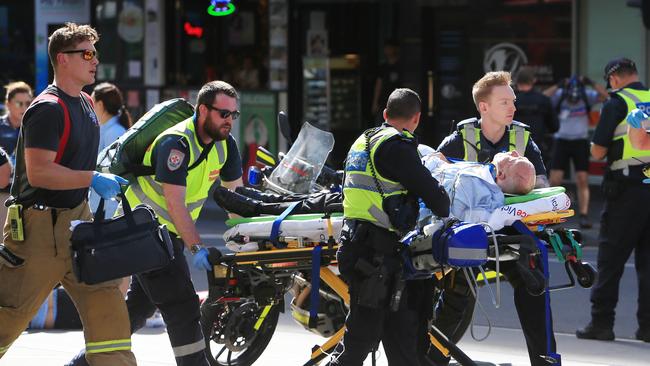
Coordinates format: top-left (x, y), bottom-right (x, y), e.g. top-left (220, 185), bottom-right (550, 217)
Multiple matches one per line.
top-left (184, 22), bottom-right (203, 38)
top-left (483, 42), bottom-right (528, 74)
top-left (207, 0), bottom-right (236, 17)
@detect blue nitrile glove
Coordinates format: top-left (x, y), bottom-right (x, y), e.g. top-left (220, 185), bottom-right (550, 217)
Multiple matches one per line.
top-left (626, 108), bottom-right (649, 129)
top-left (192, 248), bottom-right (211, 271)
top-left (90, 172), bottom-right (129, 200)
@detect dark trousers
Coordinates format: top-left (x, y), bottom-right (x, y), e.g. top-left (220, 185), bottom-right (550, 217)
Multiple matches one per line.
top-left (591, 184), bottom-right (650, 330)
top-left (331, 279), bottom-right (433, 366)
top-left (68, 237), bottom-right (208, 366)
top-left (431, 262), bottom-right (556, 366)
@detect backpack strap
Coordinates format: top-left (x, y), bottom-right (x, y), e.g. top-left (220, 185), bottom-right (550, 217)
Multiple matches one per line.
top-left (32, 94), bottom-right (71, 164)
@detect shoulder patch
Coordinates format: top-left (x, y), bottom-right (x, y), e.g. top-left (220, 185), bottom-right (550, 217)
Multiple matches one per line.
top-left (167, 149), bottom-right (185, 171)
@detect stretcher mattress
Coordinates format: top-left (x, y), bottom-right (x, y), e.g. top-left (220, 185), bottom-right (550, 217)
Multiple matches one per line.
top-left (223, 188), bottom-right (570, 252)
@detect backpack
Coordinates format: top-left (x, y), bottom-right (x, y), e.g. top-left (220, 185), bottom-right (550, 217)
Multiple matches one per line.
top-left (97, 98), bottom-right (195, 181)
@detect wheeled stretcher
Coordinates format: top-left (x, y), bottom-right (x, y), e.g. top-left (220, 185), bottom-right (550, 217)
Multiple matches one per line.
top-left (202, 187), bottom-right (592, 366)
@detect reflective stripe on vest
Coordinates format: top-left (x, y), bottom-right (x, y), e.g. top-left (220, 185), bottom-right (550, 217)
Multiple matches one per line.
top-left (460, 123), bottom-right (529, 162)
top-left (124, 117), bottom-right (228, 234)
top-left (342, 126), bottom-right (409, 231)
top-left (610, 88), bottom-right (650, 172)
top-left (172, 338), bottom-right (206, 358)
top-left (86, 338), bottom-right (132, 354)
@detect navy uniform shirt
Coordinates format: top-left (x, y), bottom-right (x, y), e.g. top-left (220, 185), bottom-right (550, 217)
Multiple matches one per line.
top-left (0, 114), bottom-right (19, 159)
top-left (437, 121), bottom-right (547, 176)
top-left (152, 129), bottom-right (242, 186)
top-left (373, 126), bottom-right (450, 218)
top-left (592, 81), bottom-right (648, 182)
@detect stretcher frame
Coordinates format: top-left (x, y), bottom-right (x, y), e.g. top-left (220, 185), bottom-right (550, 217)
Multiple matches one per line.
top-left (205, 209), bottom-right (578, 366)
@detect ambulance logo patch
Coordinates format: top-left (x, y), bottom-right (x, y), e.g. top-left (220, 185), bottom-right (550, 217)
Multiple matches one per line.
top-left (167, 149), bottom-right (185, 171)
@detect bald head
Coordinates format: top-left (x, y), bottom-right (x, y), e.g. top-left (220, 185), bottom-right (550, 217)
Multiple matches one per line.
top-left (493, 152), bottom-right (536, 194)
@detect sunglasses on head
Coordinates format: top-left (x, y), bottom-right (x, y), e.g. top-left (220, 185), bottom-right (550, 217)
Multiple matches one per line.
top-left (205, 104), bottom-right (240, 119)
top-left (61, 49), bottom-right (97, 61)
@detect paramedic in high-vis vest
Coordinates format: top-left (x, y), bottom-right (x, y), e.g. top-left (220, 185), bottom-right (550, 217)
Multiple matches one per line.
top-left (577, 58), bottom-right (650, 343)
top-left (0, 23), bottom-right (136, 365)
top-left (69, 81), bottom-right (244, 366)
top-left (432, 71), bottom-right (556, 366)
top-left (328, 88), bottom-right (450, 366)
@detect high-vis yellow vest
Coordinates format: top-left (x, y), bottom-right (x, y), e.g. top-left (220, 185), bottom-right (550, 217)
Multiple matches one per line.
top-left (458, 118), bottom-right (530, 162)
top-left (124, 117), bottom-right (228, 234)
top-left (608, 88), bottom-right (650, 173)
top-left (343, 126), bottom-right (411, 231)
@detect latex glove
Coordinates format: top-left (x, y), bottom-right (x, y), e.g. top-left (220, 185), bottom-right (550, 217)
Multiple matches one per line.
top-left (626, 108), bottom-right (649, 129)
top-left (643, 178), bottom-right (650, 184)
top-left (192, 248), bottom-right (212, 271)
top-left (90, 172), bottom-right (129, 200)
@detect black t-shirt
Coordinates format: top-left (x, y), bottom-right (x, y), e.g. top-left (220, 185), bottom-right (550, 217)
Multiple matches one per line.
top-left (514, 89), bottom-right (558, 143)
top-left (373, 129), bottom-right (450, 218)
top-left (437, 121), bottom-right (547, 176)
top-left (377, 62), bottom-right (402, 108)
top-left (152, 132), bottom-right (242, 186)
top-left (592, 81), bottom-right (648, 181)
top-left (12, 85), bottom-right (99, 208)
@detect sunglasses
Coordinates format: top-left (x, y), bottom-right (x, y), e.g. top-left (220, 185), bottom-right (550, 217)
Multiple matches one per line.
top-left (12, 100), bottom-right (31, 108)
top-left (61, 49), bottom-right (98, 61)
top-left (205, 104), bottom-right (240, 119)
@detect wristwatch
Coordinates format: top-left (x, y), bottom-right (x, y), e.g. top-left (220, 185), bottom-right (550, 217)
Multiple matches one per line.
top-left (190, 243), bottom-right (204, 255)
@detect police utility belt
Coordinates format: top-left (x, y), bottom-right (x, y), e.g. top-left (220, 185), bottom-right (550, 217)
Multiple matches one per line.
top-left (343, 219), bottom-right (405, 311)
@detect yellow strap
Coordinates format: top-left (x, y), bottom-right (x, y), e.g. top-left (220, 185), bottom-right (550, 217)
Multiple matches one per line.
top-left (429, 332), bottom-right (450, 357)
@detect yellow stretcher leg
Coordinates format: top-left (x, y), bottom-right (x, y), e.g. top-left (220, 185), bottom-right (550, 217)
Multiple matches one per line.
top-left (310, 326), bottom-right (346, 361)
top-left (320, 267), bottom-right (350, 306)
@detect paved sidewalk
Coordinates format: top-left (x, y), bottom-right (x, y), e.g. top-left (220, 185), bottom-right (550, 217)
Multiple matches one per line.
top-left (2, 321), bottom-right (649, 366)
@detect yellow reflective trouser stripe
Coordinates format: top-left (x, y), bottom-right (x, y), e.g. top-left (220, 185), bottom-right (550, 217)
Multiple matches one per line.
top-left (0, 342), bottom-right (12, 354)
top-left (86, 339), bottom-right (132, 354)
top-left (172, 339), bottom-right (205, 358)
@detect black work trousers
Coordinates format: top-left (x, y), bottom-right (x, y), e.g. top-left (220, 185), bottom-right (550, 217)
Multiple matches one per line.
top-left (591, 184), bottom-right (650, 331)
top-left (331, 277), bottom-right (433, 366)
top-left (329, 222), bottom-right (434, 366)
top-left (69, 237), bottom-right (208, 366)
top-left (431, 261), bottom-right (556, 366)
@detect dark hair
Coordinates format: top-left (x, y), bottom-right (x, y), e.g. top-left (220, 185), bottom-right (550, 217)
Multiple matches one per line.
top-left (48, 22), bottom-right (99, 68)
top-left (604, 57), bottom-right (637, 80)
top-left (92, 82), bottom-right (132, 129)
top-left (515, 66), bottom-right (536, 85)
top-left (196, 80), bottom-right (238, 119)
top-left (385, 88), bottom-right (421, 120)
top-left (5, 81), bottom-right (32, 101)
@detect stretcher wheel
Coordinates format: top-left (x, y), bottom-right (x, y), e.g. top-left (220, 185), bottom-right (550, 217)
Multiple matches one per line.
top-left (201, 299), bottom-right (280, 366)
top-left (570, 261), bottom-right (597, 288)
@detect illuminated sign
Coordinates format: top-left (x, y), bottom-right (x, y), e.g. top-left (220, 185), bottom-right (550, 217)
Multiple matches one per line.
top-left (184, 22), bottom-right (204, 38)
top-left (207, 0), bottom-right (236, 17)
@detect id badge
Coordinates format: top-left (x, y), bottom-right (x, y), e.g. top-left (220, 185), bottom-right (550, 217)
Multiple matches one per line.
top-left (8, 204), bottom-right (24, 241)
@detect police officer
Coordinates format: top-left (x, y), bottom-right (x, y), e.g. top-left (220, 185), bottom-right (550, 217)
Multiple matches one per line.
top-left (329, 88), bottom-right (450, 365)
top-left (432, 71), bottom-right (556, 366)
top-left (69, 81), bottom-right (243, 366)
top-left (576, 58), bottom-right (650, 342)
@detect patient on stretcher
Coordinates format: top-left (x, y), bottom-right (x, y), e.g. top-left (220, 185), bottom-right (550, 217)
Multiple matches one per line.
top-left (421, 150), bottom-right (536, 224)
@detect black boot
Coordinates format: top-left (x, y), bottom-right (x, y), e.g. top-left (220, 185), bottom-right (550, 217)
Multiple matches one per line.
top-left (575, 322), bottom-right (614, 340)
top-left (213, 187), bottom-right (260, 217)
top-left (235, 186), bottom-right (297, 203)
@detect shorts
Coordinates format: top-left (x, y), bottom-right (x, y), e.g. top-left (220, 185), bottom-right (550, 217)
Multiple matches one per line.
top-left (550, 138), bottom-right (590, 172)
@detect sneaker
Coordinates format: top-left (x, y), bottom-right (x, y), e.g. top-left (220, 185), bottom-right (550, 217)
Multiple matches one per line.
top-left (636, 328), bottom-right (650, 342)
top-left (579, 215), bottom-right (593, 229)
top-left (576, 323), bottom-right (614, 340)
top-left (145, 310), bottom-right (166, 328)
